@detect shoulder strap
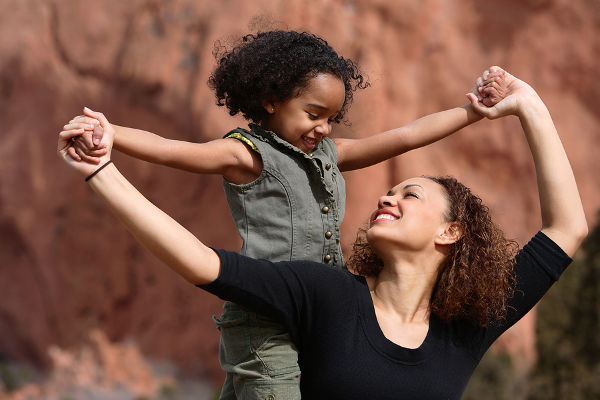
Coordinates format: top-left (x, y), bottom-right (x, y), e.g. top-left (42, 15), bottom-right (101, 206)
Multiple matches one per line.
top-left (224, 131), bottom-right (260, 154)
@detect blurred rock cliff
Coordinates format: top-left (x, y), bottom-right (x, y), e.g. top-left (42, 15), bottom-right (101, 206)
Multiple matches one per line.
top-left (1, 0), bottom-right (599, 393)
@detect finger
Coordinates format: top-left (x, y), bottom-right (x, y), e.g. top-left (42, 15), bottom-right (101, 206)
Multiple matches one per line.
top-left (480, 76), bottom-right (503, 87)
top-left (75, 146), bottom-right (102, 164)
top-left (481, 86), bottom-right (500, 96)
top-left (482, 96), bottom-right (497, 107)
top-left (69, 116), bottom-right (99, 126)
top-left (466, 93), bottom-right (494, 118)
top-left (74, 139), bottom-right (107, 156)
top-left (84, 107), bottom-right (110, 129)
top-left (482, 69), bottom-right (490, 80)
top-left (67, 146), bottom-right (82, 161)
top-left (63, 122), bottom-right (97, 131)
top-left (488, 65), bottom-right (505, 75)
top-left (58, 129), bottom-right (85, 152)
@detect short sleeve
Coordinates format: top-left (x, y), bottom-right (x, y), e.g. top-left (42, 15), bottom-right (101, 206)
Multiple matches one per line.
top-left (479, 231), bottom-right (573, 353)
top-left (198, 248), bottom-right (352, 347)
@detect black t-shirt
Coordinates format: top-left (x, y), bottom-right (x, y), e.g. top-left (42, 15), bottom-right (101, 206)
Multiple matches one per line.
top-left (200, 232), bottom-right (571, 399)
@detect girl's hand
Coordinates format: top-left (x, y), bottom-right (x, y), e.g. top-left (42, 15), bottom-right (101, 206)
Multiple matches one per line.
top-left (467, 67), bottom-right (539, 119)
top-left (58, 107), bottom-right (115, 177)
top-left (68, 127), bottom-right (107, 164)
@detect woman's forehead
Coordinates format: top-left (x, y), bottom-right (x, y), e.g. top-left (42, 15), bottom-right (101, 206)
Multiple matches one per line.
top-left (389, 177), bottom-right (438, 194)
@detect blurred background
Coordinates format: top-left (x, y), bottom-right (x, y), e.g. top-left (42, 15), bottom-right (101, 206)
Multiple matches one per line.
top-left (1, 0), bottom-right (599, 398)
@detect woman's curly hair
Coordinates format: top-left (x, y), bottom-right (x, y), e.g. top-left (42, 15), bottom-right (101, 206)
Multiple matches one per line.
top-left (348, 176), bottom-right (519, 327)
top-left (208, 30), bottom-right (368, 124)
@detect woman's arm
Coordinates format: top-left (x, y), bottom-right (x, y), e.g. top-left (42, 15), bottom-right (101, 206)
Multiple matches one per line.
top-left (335, 104), bottom-right (483, 172)
top-left (469, 70), bottom-right (588, 256)
top-left (58, 112), bottom-right (221, 285)
top-left (68, 108), bottom-right (262, 183)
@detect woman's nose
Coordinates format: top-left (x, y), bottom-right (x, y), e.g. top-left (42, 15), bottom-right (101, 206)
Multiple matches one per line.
top-left (378, 195), bottom-right (396, 209)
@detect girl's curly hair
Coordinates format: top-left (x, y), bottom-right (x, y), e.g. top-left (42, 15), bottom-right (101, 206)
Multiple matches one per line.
top-left (208, 30), bottom-right (368, 124)
top-left (348, 176), bottom-right (519, 327)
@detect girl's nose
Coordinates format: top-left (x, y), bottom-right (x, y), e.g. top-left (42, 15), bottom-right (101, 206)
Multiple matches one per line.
top-left (314, 120), bottom-right (332, 136)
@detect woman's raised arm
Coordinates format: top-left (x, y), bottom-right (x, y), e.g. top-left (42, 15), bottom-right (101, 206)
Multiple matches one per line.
top-left (58, 112), bottom-right (221, 285)
top-left (469, 69), bottom-right (588, 256)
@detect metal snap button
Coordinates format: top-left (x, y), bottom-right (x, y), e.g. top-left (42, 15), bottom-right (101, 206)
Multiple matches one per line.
top-left (325, 163), bottom-right (332, 170)
top-left (325, 231), bottom-right (333, 239)
top-left (324, 254), bottom-right (332, 262)
top-left (321, 206), bottom-right (329, 213)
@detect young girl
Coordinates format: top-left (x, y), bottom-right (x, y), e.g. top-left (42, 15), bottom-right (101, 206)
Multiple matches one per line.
top-left (66, 30), bottom-right (502, 399)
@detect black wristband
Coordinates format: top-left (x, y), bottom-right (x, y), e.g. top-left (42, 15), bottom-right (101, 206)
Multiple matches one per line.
top-left (85, 160), bottom-right (112, 182)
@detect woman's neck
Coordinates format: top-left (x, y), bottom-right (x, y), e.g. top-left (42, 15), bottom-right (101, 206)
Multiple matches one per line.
top-left (366, 253), bottom-right (442, 323)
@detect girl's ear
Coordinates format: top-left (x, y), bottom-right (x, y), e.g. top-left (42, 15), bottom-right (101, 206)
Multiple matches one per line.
top-left (262, 99), bottom-right (277, 114)
top-left (435, 222), bottom-right (463, 245)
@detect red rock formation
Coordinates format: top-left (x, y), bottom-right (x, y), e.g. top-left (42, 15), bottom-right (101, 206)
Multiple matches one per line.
top-left (1, 0), bottom-right (598, 391)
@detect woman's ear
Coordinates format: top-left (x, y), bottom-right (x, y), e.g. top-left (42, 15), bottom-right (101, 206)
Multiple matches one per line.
top-left (435, 222), bottom-right (463, 245)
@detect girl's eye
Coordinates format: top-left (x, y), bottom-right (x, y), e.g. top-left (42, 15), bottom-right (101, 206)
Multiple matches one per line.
top-left (307, 112), bottom-right (318, 120)
top-left (404, 192), bottom-right (419, 199)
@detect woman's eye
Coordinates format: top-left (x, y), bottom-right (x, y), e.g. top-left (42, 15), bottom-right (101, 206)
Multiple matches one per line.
top-left (404, 192), bottom-right (419, 199)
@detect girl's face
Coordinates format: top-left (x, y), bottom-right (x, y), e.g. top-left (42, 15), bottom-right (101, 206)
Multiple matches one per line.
top-left (263, 73), bottom-right (345, 154)
top-left (366, 177), bottom-right (457, 254)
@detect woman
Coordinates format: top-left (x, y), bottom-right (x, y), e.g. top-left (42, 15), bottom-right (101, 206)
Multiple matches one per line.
top-left (58, 68), bottom-right (587, 399)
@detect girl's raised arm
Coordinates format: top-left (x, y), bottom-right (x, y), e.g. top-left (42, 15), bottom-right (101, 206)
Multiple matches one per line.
top-left (469, 70), bottom-right (588, 256)
top-left (334, 103), bottom-right (483, 172)
top-left (58, 112), bottom-right (221, 285)
top-left (68, 107), bottom-right (262, 184)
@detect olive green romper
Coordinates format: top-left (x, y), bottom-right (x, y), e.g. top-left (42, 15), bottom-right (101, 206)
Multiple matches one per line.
top-left (215, 124), bottom-right (345, 399)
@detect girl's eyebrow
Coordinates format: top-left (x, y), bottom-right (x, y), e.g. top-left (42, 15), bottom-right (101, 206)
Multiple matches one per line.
top-left (306, 103), bottom-right (327, 110)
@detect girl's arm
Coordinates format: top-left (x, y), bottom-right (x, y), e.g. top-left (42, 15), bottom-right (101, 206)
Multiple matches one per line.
top-left (58, 113), bottom-right (220, 285)
top-left (334, 67), bottom-right (509, 172)
top-left (67, 108), bottom-right (262, 184)
top-left (334, 104), bottom-right (483, 171)
top-left (469, 70), bottom-right (588, 256)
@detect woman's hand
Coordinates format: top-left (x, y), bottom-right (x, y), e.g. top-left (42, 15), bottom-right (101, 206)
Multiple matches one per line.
top-left (467, 67), bottom-right (539, 120)
top-left (58, 107), bottom-right (114, 177)
top-left (67, 118), bottom-right (107, 164)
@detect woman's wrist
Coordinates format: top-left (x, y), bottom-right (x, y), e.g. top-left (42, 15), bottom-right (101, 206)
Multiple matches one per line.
top-left (85, 160), bottom-right (113, 182)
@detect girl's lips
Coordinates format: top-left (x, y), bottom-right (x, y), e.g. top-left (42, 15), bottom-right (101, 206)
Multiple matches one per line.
top-left (301, 135), bottom-right (318, 151)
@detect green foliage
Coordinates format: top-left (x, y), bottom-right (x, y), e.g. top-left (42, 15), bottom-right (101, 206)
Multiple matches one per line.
top-left (0, 360), bottom-right (33, 392)
top-left (464, 219), bottom-right (600, 399)
top-left (528, 218), bottom-right (600, 399)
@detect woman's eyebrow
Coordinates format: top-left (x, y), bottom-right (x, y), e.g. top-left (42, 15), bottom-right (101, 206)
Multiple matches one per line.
top-left (403, 184), bottom-right (424, 191)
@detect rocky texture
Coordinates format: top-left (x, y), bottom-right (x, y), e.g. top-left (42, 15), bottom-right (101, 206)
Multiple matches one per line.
top-left (1, 0), bottom-right (599, 392)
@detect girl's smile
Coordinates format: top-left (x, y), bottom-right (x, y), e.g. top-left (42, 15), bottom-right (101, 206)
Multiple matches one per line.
top-left (263, 73), bottom-right (346, 154)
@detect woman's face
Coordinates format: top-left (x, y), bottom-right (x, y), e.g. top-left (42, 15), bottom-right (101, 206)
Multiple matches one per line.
top-left (367, 177), bottom-right (453, 253)
top-left (263, 73), bottom-right (345, 154)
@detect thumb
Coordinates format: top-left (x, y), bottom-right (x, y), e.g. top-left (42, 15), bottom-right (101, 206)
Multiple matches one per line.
top-left (84, 106), bottom-right (111, 131)
top-left (466, 93), bottom-right (491, 117)
top-left (92, 125), bottom-right (104, 146)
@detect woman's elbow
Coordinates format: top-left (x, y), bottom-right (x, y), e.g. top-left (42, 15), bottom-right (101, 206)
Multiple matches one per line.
top-left (573, 219), bottom-right (589, 248)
